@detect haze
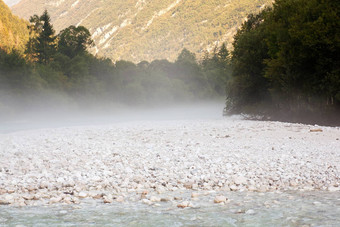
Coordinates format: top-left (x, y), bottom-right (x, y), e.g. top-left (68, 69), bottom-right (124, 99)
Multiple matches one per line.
top-left (0, 99), bottom-right (226, 133)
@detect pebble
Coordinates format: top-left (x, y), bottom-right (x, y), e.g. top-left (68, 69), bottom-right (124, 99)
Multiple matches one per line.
top-left (0, 119), bottom-right (339, 207)
top-left (214, 195), bottom-right (228, 204)
top-left (78, 192), bottom-right (88, 198)
top-left (328, 186), bottom-right (340, 192)
top-left (177, 201), bottom-right (192, 208)
top-left (59, 210), bottom-right (68, 215)
top-left (191, 192), bottom-right (199, 198)
top-left (103, 197), bottom-right (113, 204)
top-left (142, 199), bottom-right (153, 205)
top-left (234, 176), bottom-right (247, 185)
top-left (246, 209), bottom-right (255, 215)
top-left (149, 196), bottom-right (161, 202)
top-left (0, 200), bottom-right (10, 205)
top-left (116, 196), bottom-right (124, 203)
top-left (49, 197), bottom-right (62, 204)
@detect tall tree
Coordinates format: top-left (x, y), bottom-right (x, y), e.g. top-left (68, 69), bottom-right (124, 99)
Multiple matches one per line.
top-left (58, 25), bottom-right (94, 58)
top-left (26, 10), bottom-right (56, 64)
top-left (226, 10), bottom-right (271, 113)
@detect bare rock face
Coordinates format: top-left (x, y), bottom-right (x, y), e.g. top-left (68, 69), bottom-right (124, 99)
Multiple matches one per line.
top-left (12, 0), bottom-right (274, 63)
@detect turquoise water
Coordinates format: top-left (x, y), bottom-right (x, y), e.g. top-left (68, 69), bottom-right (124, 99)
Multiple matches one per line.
top-left (1, 191), bottom-right (339, 226)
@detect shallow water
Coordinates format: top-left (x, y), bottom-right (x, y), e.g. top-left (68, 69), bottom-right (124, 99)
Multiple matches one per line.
top-left (1, 191), bottom-right (339, 226)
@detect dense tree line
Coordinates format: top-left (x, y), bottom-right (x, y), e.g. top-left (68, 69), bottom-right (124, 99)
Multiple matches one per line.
top-left (226, 0), bottom-right (340, 124)
top-left (0, 10), bottom-right (231, 114)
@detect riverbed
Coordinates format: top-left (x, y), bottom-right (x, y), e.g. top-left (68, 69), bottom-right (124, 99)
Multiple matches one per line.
top-left (0, 116), bottom-right (339, 226)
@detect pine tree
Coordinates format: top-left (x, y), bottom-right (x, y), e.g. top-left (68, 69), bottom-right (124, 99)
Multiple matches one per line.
top-left (36, 10), bottom-right (56, 64)
top-left (26, 10), bottom-right (56, 64)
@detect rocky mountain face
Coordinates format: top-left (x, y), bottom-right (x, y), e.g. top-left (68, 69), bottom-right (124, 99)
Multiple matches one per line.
top-left (12, 0), bottom-right (272, 62)
top-left (0, 0), bottom-right (28, 52)
top-left (3, 0), bottom-right (21, 7)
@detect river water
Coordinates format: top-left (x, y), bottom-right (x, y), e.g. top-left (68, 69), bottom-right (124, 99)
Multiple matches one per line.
top-left (1, 191), bottom-right (339, 226)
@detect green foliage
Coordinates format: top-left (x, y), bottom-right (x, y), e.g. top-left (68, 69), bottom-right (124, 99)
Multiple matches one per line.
top-left (0, 0), bottom-right (28, 52)
top-left (26, 10), bottom-right (56, 64)
top-left (201, 43), bottom-right (232, 96)
top-left (58, 26), bottom-right (94, 58)
top-left (226, 0), bottom-right (340, 122)
top-left (1, 7), bottom-right (231, 114)
top-left (227, 10), bottom-right (271, 113)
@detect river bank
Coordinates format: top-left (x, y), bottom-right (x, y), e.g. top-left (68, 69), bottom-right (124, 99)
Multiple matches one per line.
top-left (0, 118), bottom-right (339, 208)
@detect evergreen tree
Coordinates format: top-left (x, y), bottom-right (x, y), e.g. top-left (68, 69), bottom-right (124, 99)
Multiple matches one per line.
top-left (26, 10), bottom-right (56, 64)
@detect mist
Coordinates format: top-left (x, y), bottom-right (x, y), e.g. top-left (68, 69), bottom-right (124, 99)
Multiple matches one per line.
top-left (0, 95), bottom-right (226, 133)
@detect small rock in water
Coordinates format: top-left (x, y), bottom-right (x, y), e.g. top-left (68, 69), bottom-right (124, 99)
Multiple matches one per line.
top-left (0, 199), bottom-right (10, 205)
top-left (160, 197), bottom-right (170, 202)
top-left (116, 196), bottom-right (124, 202)
top-left (246, 209), bottom-right (255, 215)
top-left (214, 195), bottom-right (228, 204)
top-left (59, 210), bottom-right (68, 215)
top-left (142, 199), bottom-right (153, 205)
top-left (103, 197), bottom-right (113, 204)
top-left (236, 209), bottom-right (246, 214)
top-left (177, 201), bottom-right (192, 208)
top-left (149, 196), bottom-right (161, 202)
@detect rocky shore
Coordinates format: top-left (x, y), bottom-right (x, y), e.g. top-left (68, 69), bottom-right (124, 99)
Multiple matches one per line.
top-left (0, 118), bottom-right (339, 207)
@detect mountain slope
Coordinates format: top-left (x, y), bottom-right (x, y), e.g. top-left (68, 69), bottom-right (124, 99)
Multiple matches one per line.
top-left (0, 0), bottom-right (28, 52)
top-left (4, 0), bottom-right (21, 7)
top-left (12, 0), bottom-right (272, 62)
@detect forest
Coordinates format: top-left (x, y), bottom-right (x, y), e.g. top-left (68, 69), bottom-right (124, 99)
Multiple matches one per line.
top-left (226, 0), bottom-right (340, 125)
top-left (0, 9), bottom-right (230, 118)
top-left (1, 0), bottom-right (339, 125)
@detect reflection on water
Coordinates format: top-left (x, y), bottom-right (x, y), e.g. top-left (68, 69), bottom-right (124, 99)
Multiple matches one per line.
top-left (1, 191), bottom-right (339, 226)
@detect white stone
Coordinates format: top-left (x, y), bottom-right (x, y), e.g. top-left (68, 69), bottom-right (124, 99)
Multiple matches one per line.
top-left (78, 192), bottom-right (88, 198)
top-left (149, 196), bottom-right (161, 202)
top-left (234, 176), bottom-right (247, 185)
top-left (214, 195), bottom-right (227, 203)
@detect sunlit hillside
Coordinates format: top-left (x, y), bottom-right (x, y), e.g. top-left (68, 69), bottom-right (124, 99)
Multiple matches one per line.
top-left (12, 0), bottom-right (272, 62)
top-left (0, 0), bottom-right (28, 52)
